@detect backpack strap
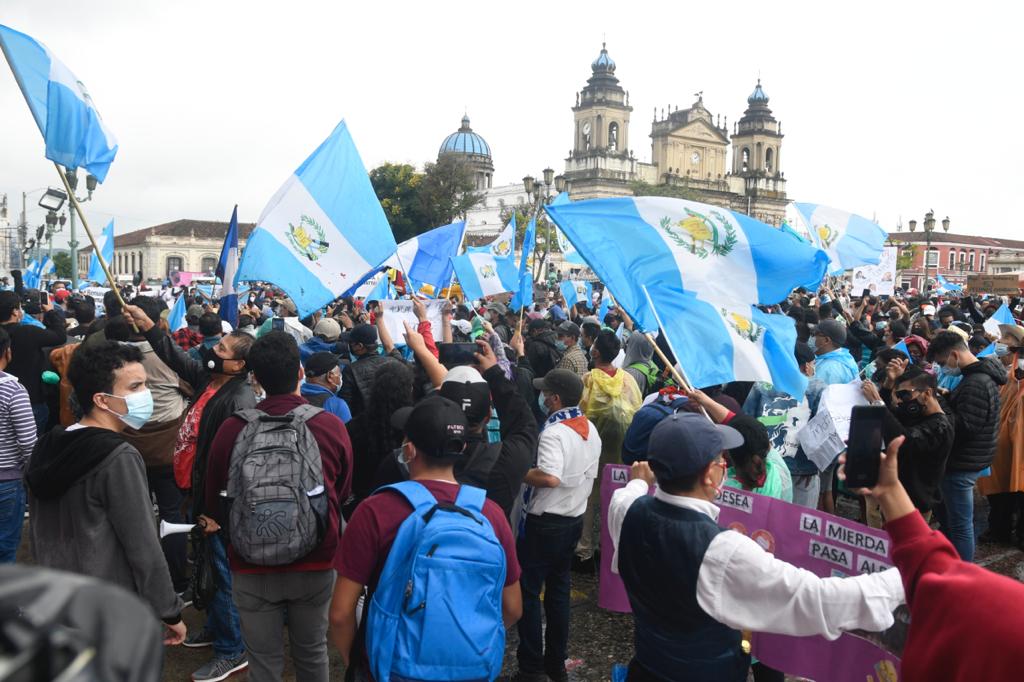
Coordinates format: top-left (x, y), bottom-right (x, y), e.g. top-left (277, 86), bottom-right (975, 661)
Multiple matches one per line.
top-left (381, 480), bottom-right (439, 514)
top-left (454, 484), bottom-right (486, 516)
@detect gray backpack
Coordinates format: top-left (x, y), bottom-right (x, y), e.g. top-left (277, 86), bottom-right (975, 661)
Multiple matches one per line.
top-left (226, 404), bottom-right (328, 566)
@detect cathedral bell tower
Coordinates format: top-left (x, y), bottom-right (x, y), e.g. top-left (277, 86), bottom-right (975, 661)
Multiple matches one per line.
top-left (730, 80), bottom-right (782, 177)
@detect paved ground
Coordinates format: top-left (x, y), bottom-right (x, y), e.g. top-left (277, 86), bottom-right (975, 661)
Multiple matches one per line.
top-left (16, 492), bottom-right (1024, 681)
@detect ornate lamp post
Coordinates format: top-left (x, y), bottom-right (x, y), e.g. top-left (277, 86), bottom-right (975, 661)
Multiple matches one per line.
top-left (907, 211), bottom-right (949, 292)
top-left (64, 168), bottom-right (98, 289)
top-left (521, 168), bottom-right (564, 281)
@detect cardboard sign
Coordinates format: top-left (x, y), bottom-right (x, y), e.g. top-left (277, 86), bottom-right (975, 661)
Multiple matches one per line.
top-left (599, 464), bottom-right (904, 681)
top-left (379, 299), bottom-right (445, 346)
top-left (852, 246), bottom-right (897, 296)
top-left (966, 274), bottom-right (1022, 295)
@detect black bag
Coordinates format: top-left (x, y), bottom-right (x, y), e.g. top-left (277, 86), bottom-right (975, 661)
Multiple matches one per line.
top-left (189, 529), bottom-right (219, 611)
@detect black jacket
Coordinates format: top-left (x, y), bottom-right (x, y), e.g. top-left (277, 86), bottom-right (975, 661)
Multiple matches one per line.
top-left (946, 358), bottom-right (1007, 471)
top-left (3, 311), bottom-right (67, 404)
top-left (878, 398), bottom-right (955, 512)
top-left (526, 331), bottom-right (562, 379)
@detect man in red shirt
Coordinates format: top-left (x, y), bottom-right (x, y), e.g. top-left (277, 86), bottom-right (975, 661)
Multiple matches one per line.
top-left (329, 396), bottom-right (522, 681)
top-left (202, 330), bottom-right (353, 682)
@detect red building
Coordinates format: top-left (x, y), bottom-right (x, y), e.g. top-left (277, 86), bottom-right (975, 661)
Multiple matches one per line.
top-left (887, 231), bottom-right (1024, 291)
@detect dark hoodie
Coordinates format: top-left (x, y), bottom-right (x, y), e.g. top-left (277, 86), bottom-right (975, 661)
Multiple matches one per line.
top-left (526, 330), bottom-right (562, 379)
top-left (946, 357), bottom-right (1008, 471)
top-left (26, 426), bottom-right (124, 499)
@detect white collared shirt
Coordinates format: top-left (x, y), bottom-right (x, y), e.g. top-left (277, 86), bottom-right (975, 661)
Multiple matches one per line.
top-left (608, 479), bottom-right (906, 640)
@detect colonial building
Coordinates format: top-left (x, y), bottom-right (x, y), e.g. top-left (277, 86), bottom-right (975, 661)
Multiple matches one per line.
top-left (77, 219), bottom-right (254, 281)
top-left (886, 231), bottom-right (1024, 291)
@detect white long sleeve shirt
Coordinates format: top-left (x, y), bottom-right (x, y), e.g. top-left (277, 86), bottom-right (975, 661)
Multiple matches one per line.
top-left (608, 479), bottom-right (905, 640)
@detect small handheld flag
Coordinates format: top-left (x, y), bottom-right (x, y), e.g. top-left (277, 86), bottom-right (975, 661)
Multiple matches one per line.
top-left (216, 206), bottom-right (240, 328)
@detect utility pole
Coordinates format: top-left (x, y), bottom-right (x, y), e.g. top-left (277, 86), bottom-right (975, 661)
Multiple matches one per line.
top-left (19, 192), bottom-right (27, 269)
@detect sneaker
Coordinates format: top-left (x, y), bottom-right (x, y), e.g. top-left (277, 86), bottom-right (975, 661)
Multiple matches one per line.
top-left (191, 654), bottom-right (248, 682)
top-left (182, 630), bottom-right (215, 648)
top-left (177, 586), bottom-right (195, 609)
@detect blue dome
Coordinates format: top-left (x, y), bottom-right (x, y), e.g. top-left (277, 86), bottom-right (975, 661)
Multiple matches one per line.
top-left (591, 42), bottom-right (615, 72)
top-left (748, 79), bottom-right (769, 104)
top-left (439, 114), bottom-right (491, 157)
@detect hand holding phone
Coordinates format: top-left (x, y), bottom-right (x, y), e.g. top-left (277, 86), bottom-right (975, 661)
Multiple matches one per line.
top-left (844, 405), bottom-right (886, 489)
top-left (272, 317), bottom-right (285, 331)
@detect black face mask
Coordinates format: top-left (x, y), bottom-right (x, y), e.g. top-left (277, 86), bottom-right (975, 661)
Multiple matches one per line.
top-left (202, 346), bottom-right (242, 376)
top-left (895, 399), bottom-right (924, 419)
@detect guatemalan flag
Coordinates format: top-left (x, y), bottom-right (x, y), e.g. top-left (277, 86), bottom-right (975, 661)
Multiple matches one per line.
top-left (935, 274), bottom-right (962, 295)
top-left (793, 203), bottom-right (887, 275)
top-left (167, 292), bottom-right (188, 332)
top-left (450, 252), bottom-right (518, 303)
top-left (560, 279), bottom-right (592, 310)
top-left (510, 216), bottom-right (537, 311)
top-left (984, 303), bottom-right (1017, 337)
top-left (87, 219), bottom-right (114, 283)
top-left (545, 196), bottom-right (829, 333)
top-left (216, 206), bottom-right (239, 328)
top-left (467, 215), bottom-right (515, 260)
top-left (382, 221), bottom-right (466, 296)
top-left (236, 120), bottom-right (398, 318)
top-left (0, 24), bottom-right (118, 181)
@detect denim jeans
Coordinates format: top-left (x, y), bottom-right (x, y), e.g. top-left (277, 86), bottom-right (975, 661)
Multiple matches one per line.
top-left (0, 479), bottom-right (25, 563)
top-left (517, 513), bottom-right (584, 678)
top-left (937, 469), bottom-right (983, 562)
top-left (207, 533), bottom-right (244, 659)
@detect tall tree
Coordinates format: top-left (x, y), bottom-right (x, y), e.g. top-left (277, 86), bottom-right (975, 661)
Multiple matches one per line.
top-left (369, 162), bottom-right (425, 243)
top-left (417, 155), bottom-right (485, 228)
top-left (52, 252), bottom-right (72, 279)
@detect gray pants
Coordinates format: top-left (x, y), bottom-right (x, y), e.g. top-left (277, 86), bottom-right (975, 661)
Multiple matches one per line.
top-left (232, 569), bottom-right (336, 682)
top-left (791, 474), bottom-right (821, 509)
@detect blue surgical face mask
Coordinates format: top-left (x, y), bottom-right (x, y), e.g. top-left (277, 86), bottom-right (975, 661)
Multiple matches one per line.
top-left (995, 343), bottom-right (1010, 358)
top-left (537, 392), bottom-right (550, 416)
top-left (555, 339), bottom-right (567, 352)
top-left (807, 336), bottom-right (818, 352)
top-left (104, 389), bottom-right (154, 430)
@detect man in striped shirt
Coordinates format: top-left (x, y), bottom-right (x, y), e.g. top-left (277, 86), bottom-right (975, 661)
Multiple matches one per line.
top-left (0, 326), bottom-right (37, 563)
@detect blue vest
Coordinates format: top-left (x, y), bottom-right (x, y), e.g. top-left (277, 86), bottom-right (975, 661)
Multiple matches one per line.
top-left (618, 496), bottom-right (749, 681)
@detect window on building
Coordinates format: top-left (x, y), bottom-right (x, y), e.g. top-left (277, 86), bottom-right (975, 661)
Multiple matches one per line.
top-left (741, 148), bottom-right (750, 172)
top-left (608, 122), bottom-right (619, 151)
top-left (201, 257), bottom-right (216, 274)
top-left (765, 147), bottom-right (774, 172)
top-left (130, 253), bottom-right (136, 273)
top-left (948, 251), bottom-right (956, 270)
top-left (980, 253), bottom-right (986, 272)
top-left (926, 248), bottom-right (939, 268)
top-left (166, 256), bottom-right (183, 276)
top-left (969, 251), bottom-right (975, 271)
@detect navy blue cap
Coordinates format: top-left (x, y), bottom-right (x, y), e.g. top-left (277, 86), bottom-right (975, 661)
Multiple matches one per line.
top-left (646, 412), bottom-right (744, 480)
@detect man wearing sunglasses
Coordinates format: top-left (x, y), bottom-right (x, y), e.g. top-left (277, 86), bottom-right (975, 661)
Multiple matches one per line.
top-left (862, 361), bottom-right (954, 528)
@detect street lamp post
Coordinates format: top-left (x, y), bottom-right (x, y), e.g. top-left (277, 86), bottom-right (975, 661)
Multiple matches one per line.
top-left (522, 168), bottom-right (563, 282)
top-left (907, 210), bottom-right (950, 293)
top-left (64, 169), bottom-right (98, 289)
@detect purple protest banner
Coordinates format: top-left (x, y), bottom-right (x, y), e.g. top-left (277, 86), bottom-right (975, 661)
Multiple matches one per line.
top-left (599, 463), bottom-right (904, 682)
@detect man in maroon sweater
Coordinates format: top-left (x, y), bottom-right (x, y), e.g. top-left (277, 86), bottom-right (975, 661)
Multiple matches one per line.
top-left (203, 330), bottom-right (352, 682)
top-left (843, 436), bottom-right (1024, 681)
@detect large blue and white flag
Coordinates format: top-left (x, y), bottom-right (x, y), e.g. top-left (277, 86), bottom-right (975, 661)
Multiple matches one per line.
top-left (365, 273), bottom-right (395, 302)
top-left (467, 215), bottom-right (515, 260)
top-left (545, 196), bottom-right (829, 331)
top-left (983, 303), bottom-right (1017, 337)
top-left (22, 258), bottom-right (40, 289)
top-left (87, 219), bottom-right (114, 283)
top-left (793, 203), bottom-right (887, 275)
top-left (0, 24), bottom-right (118, 181)
top-left (216, 206), bottom-right (240, 329)
top-left (167, 292), bottom-right (187, 332)
top-left (382, 221), bottom-right (466, 296)
top-left (560, 279), bottom-right (592, 310)
top-left (510, 216), bottom-right (537, 311)
top-left (642, 284), bottom-right (806, 398)
top-left (450, 252), bottom-right (518, 303)
top-left (38, 256), bottom-right (54, 280)
top-left (935, 274), bottom-right (962, 295)
top-left (598, 286), bottom-right (613, 321)
top-left (236, 120), bottom-right (398, 318)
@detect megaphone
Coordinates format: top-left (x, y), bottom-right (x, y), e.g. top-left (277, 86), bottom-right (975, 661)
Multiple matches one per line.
top-left (159, 520), bottom-right (196, 539)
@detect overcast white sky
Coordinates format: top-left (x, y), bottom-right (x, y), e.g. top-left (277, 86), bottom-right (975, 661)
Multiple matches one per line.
top-left (2, 0), bottom-right (1022, 249)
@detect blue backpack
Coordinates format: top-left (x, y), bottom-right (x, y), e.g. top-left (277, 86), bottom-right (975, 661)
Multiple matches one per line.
top-left (365, 481), bottom-right (507, 682)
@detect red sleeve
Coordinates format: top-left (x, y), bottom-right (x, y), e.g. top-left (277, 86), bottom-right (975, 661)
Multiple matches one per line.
top-left (483, 500), bottom-right (521, 586)
top-left (885, 510), bottom-right (962, 603)
top-left (721, 410), bottom-right (736, 424)
top-left (418, 320), bottom-right (439, 359)
top-left (336, 499), bottom-right (382, 584)
top-left (204, 416), bottom-right (246, 523)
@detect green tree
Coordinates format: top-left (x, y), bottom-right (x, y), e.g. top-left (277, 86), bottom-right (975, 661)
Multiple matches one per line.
top-left (896, 243), bottom-right (916, 271)
top-left (630, 180), bottom-right (700, 201)
top-left (369, 162), bottom-right (425, 243)
top-left (417, 155), bottom-right (484, 229)
top-left (52, 252), bottom-right (72, 279)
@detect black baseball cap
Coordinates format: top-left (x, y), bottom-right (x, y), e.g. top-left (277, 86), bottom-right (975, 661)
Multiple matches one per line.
top-left (391, 396), bottom-right (469, 460)
top-left (556, 321), bottom-right (581, 339)
top-left (647, 412), bottom-right (743, 480)
top-left (342, 323), bottom-right (378, 347)
top-left (305, 351), bottom-right (340, 378)
top-left (533, 369), bottom-right (584, 406)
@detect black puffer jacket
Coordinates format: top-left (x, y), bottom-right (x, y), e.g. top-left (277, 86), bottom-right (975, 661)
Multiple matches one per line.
top-left (946, 358), bottom-right (1007, 471)
top-left (526, 330), bottom-right (562, 379)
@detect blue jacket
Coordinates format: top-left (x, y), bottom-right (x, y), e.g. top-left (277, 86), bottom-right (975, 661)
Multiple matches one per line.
top-left (815, 348), bottom-right (859, 385)
top-left (300, 382), bottom-right (352, 424)
top-left (300, 337), bottom-right (345, 364)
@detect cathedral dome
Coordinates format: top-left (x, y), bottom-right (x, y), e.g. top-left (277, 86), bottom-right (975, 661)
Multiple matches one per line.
top-left (747, 79), bottom-right (769, 105)
top-left (591, 43), bottom-right (616, 73)
top-left (439, 114), bottom-right (491, 157)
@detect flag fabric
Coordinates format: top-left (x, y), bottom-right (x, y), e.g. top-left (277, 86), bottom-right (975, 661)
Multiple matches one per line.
top-left (779, 220), bottom-right (809, 244)
top-left (509, 216), bottom-right (537, 311)
top-left (467, 215), bottom-right (515, 259)
top-left (642, 284), bottom-right (806, 398)
top-left (236, 120), bottom-right (398, 318)
top-left (935, 274), bottom-right (963, 295)
top-left (983, 303), bottom-right (1017, 337)
top-left (560, 279), bottom-right (593, 310)
top-left (365, 273), bottom-right (395, 302)
top-left (450, 252), bottom-right (518, 303)
top-left (793, 203), bottom-right (887, 275)
top-left (598, 287), bottom-right (612, 321)
top-left (0, 24), bottom-right (118, 181)
top-left (216, 206), bottom-right (240, 328)
top-left (382, 221), bottom-right (466, 296)
top-left (554, 226), bottom-right (587, 266)
top-left (22, 258), bottom-right (40, 288)
top-left (87, 219), bottom-right (114, 283)
top-left (167, 292), bottom-right (187, 332)
top-left (38, 256), bottom-right (54, 280)
top-left (545, 196), bottom-right (829, 332)
top-left (977, 342), bottom-right (996, 358)
top-left (892, 339), bottom-right (914, 363)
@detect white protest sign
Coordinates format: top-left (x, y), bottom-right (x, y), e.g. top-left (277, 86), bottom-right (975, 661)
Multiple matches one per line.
top-left (379, 299), bottom-right (446, 346)
top-left (820, 380), bottom-right (870, 441)
top-left (852, 246), bottom-right (897, 297)
top-left (796, 402), bottom-right (847, 471)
